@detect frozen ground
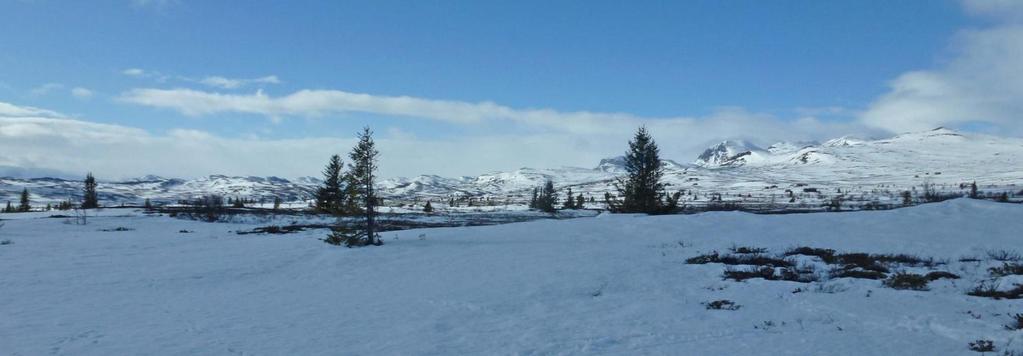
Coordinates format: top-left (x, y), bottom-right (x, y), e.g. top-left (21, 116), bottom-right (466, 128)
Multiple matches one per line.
top-left (1, 199), bottom-right (1022, 355)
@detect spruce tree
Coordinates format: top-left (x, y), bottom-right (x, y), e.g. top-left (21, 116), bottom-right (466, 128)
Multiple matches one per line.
top-left (18, 189), bottom-right (31, 212)
top-left (316, 154), bottom-right (345, 214)
top-left (562, 188), bottom-right (575, 209)
top-left (348, 127), bottom-right (381, 246)
top-left (611, 127), bottom-right (679, 214)
top-left (576, 193), bottom-right (585, 209)
top-left (4, 201), bottom-right (13, 213)
top-left (533, 180), bottom-right (557, 213)
top-left (144, 198), bottom-right (153, 211)
top-left (82, 173), bottom-right (99, 209)
top-left (273, 196), bottom-right (282, 211)
top-left (423, 201), bottom-right (434, 213)
top-left (531, 186), bottom-right (540, 208)
top-left (969, 181), bottom-right (978, 199)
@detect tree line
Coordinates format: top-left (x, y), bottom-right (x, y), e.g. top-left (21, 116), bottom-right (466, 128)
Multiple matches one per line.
top-left (528, 127), bottom-right (681, 215)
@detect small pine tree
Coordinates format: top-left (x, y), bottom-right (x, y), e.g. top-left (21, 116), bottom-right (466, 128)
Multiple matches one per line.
top-left (346, 127), bottom-right (381, 246)
top-left (18, 188), bottom-right (31, 212)
top-left (82, 173), bottom-right (99, 209)
top-left (901, 190), bottom-right (913, 206)
top-left (144, 198), bottom-right (153, 211)
top-left (533, 180), bottom-right (557, 213)
top-left (315, 154), bottom-right (345, 214)
top-left (969, 181), bottom-right (978, 199)
top-left (609, 127), bottom-right (680, 214)
top-left (576, 193), bottom-right (585, 208)
top-left (273, 196), bottom-right (282, 210)
top-left (562, 188), bottom-right (575, 209)
top-left (529, 187), bottom-right (539, 209)
top-left (4, 201), bottom-right (13, 213)
top-left (423, 201), bottom-right (434, 213)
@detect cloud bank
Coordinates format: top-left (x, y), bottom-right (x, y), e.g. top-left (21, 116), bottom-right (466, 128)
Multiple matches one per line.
top-left (860, 1), bottom-right (1023, 135)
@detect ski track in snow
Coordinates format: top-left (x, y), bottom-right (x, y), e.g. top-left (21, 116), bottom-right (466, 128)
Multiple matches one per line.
top-left (0, 199), bottom-right (1022, 355)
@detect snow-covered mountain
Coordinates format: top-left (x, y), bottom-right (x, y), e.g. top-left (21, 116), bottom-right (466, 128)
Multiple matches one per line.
top-left (2, 128), bottom-right (1021, 207)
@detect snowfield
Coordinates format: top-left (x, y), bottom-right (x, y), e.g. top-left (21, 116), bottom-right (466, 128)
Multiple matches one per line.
top-left (2, 199), bottom-right (1023, 355)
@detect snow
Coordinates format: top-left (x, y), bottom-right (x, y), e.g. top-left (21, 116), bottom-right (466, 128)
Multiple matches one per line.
top-left (2, 199), bottom-right (1022, 355)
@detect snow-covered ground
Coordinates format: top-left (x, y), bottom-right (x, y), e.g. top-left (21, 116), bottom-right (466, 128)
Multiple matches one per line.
top-left (2, 199), bottom-right (1022, 355)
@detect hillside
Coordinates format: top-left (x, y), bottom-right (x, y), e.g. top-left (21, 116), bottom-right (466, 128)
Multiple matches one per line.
top-left (2, 128), bottom-right (1021, 210)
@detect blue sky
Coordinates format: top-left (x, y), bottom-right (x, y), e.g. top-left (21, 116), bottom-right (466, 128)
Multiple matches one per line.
top-left (1, 0), bottom-right (1021, 178)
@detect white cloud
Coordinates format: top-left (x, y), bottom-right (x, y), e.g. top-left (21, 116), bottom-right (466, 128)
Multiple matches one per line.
top-left (0, 102), bottom-right (63, 118)
top-left (71, 87), bottom-right (94, 99)
top-left (122, 68), bottom-right (146, 77)
top-left (859, 2), bottom-right (1023, 135)
top-left (199, 75), bottom-right (280, 89)
top-left (29, 83), bottom-right (64, 97)
top-left (3, 99), bottom-right (873, 179)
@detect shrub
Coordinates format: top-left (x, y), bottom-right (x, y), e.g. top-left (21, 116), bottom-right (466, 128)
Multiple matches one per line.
top-left (324, 226), bottom-right (381, 248)
top-left (924, 271), bottom-right (960, 281)
top-left (723, 266), bottom-right (816, 283)
top-left (988, 250), bottom-right (1022, 262)
top-left (784, 246), bottom-right (835, 260)
top-left (0, 239), bottom-right (12, 245)
top-left (686, 252), bottom-right (794, 267)
top-left (723, 266), bottom-right (775, 281)
top-left (883, 272), bottom-right (930, 290)
top-left (704, 299), bottom-right (741, 311)
top-left (968, 283), bottom-right (1023, 300)
top-left (989, 263), bottom-right (1023, 277)
top-left (1006, 313), bottom-right (1023, 331)
top-left (968, 339), bottom-right (994, 353)
top-left (829, 267), bottom-right (886, 280)
top-left (729, 245), bottom-right (767, 254)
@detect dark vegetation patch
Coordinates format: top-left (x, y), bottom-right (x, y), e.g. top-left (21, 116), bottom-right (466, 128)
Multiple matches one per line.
top-left (883, 272), bottom-right (930, 291)
top-left (178, 230), bottom-right (193, 233)
top-left (968, 283), bottom-right (1023, 300)
top-left (988, 250), bottom-right (1022, 262)
top-left (1006, 313), bottom-right (1023, 331)
top-left (829, 267), bottom-right (887, 280)
top-left (968, 339), bottom-right (994, 353)
top-left (0, 239), bottom-right (12, 245)
top-left (784, 247), bottom-right (835, 260)
top-left (723, 266), bottom-right (817, 283)
top-left (685, 252), bottom-right (794, 268)
top-left (924, 271), bottom-right (960, 281)
top-left (729, 245), bottom-right (768, 254)
top-left (99, 226), bottom-right (134, 232)
top-left (237, 225), bottom-right (319, 235)
top-left (989, 263), bottom-right (1023, 277)
top-left (704, 299), bottom-right (741, 311)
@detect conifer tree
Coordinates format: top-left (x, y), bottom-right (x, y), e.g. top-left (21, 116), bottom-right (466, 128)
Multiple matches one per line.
top-left (4, 201), bottom-right (13, 213)
top-left (83, 173), bottom-right (99, 209)
top-left (969, 181), bottom-right (978, 199)
top-left (529, 187), bottom-right (539, 209)
top-left (562, 188), bottom-right (575, 209)
top-left (316, 154), bottom-right (345, 214)
top-left (348, 127), bottom-right (381, 246)
top-left (18, 189), bottom-right (31, 212)
top-left (273, 196), bottom-right (282, 211)
top-left (610, 127), bottom-right (679, 214)
top-left (423, 201), bottom-right (434, 213)
top-left (533, 180), bottom-right (557, 213)
top-left (576, 193), bottom-right (585, 208)
top-left (144, 198), bottom-right (153, 211)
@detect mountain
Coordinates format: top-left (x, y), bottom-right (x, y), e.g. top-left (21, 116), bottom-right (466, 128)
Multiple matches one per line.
top-left (694, 140), bottom-right (768, 167)
top-left (2, 128), bottom-right (1020, 208)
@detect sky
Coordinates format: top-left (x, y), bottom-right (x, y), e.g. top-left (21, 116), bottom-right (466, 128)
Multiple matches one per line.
top-left (1, 0), bottom-right (1022, 179)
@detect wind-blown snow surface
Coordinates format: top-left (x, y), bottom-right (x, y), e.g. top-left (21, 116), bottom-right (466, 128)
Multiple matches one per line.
top-left (2, 200), bottom-right (1022, 355)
